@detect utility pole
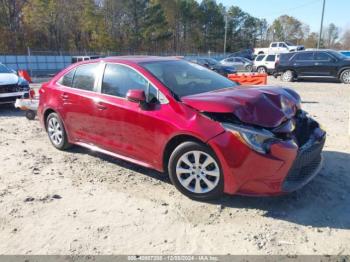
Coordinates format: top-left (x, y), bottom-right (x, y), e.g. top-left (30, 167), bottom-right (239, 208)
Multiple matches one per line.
top-left (224, 14), bottom-right (228, 56)
top-left (317, 0), bottom-right (326, 49)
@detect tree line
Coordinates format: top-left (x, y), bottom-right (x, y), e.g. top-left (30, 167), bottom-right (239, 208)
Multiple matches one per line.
top-left (0, 0), bottom-right (349, 55)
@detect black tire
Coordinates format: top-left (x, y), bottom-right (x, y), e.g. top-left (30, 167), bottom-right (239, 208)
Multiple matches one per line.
top-left (245, 65), bottom-right (252, 72)
top-left (281, 70), bottom-right (295, 82)
top-left (257, 66), bottom-right (267, 74)
top-left (46, 112), bottom-right (71, 150)
top-left (25, 110), bottom-right (36, 120)
top-left (340, 69), bottom-right (350, 84)
top-left (168, 141), bottom-right (224, 201)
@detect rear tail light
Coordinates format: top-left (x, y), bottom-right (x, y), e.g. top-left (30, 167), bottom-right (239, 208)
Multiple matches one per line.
top-left (29, 89), bottom-right (35, 99)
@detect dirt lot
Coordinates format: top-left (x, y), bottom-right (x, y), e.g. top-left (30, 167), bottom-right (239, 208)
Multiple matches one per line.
top-left (0, 77), bottom-right (350, 255)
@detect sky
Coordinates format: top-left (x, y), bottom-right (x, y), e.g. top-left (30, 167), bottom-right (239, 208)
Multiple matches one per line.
top-left (217, 0), bottom-right (350, 33)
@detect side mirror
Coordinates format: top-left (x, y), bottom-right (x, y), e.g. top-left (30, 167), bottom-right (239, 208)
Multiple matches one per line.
top-left (126, 89), bottom-right (146, 104)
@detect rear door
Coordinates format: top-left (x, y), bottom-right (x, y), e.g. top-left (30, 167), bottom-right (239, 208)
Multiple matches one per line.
top-left (264, 55), bottom-right (276, 70)
top-left (291, 52), bottom-right (315, 76)
top-left (57, 62), bottom-right (103, 144)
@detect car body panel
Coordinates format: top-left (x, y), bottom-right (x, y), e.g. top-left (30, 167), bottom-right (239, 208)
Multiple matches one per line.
top-left (182, 86), bottom-right (299, 128)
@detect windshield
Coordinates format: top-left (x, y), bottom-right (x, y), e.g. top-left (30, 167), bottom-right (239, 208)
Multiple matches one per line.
top-left (0, 64), bottom-right (12, 73)
top-left (328, 50), bottom-right (347, 59)
top-left (141, 60), bottom-right (237, 98)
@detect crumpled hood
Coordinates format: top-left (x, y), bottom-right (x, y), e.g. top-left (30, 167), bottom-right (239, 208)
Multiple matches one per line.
top-left (182, 86), bottom-right (301, 128)
top-left (0, 73), bottom-right (18, 86)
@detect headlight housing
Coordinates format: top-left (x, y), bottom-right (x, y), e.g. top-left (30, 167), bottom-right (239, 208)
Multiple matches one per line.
top-left (222, 123), bottom-right (278, 154)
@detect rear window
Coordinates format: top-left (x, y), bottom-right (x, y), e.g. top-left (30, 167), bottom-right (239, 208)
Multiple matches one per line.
top-left (255, 55), bottom-right (265, 61)
top-left (266, 55), bottom-right (276, 62)
top-left (72, 63), bottom-right (99, 91)
top-left (271, 43), bottom-right (277, 47)
top-left (294, 52), bottom-right (314, 61)
top-left (58, 69), bottom-right (76, 87)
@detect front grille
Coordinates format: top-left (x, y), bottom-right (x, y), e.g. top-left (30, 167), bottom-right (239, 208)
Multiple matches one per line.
top-left (0, 84), bottom-right (20, 94)
top-left (282, 134), bottom-right (325, 192)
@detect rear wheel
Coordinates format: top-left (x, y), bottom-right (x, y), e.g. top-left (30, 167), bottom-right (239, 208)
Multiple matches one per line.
top-left (257, 66), bottom-right (267, 74)
top-left (168, 141), bottom-right (224, 201)
top-left (281, 70), bottom-right (294, 82)
top-left (245, 65), bottom-right (252, 72)
top-left (46, 112), bottom-right (71, 150)
top-left (340, 69), bottom-right (350, 84)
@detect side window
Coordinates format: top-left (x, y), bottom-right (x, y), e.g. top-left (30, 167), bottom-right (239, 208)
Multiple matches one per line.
top-left (279, 43), bottom-right (287, 48)
top-left (271, 43), bottom-right (277, 47)
top-left (266, 55), bottom-right (276, 62)
top-left (315, 52), bottom-right (332, 61)
top-left (72, 63), bottom-right (99, 91)
top-left (58, 69), bottom-right (76, 87)
top-left (294, 53), bottom-right (314, 61)
top-left (101, 64), bottom-right (148, 98)
top-left (255, 55), bottom-right (265, 62)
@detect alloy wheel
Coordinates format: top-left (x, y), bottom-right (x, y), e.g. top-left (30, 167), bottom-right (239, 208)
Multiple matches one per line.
top-left (342, 71), bottom-right (350, 84)
top-left (175, 150), bottom-right (220, 194)
top-left (258, 67), bottom-right (266, 74)
top-left (48, 117), bottom-right (63, 146)
top-left (282, 71), bottom-right (293, 82)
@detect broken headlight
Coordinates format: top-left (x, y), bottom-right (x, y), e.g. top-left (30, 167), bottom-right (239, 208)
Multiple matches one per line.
top-left (222, 123), bottom-right (278, 154)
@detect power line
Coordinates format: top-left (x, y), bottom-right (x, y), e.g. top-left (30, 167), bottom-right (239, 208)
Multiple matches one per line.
top-left (266, 0), bottom-right (322, 17)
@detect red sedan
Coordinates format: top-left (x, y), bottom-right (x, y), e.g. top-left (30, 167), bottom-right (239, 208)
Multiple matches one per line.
top-left (38, 56), bottom-right (326, 200)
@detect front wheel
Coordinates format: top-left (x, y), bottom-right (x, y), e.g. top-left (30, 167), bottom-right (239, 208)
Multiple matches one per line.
top-left (245, 65), bottom-right (252, 72)
top-left (257, 66), bottom-right (267, 74)
top-left (168, 141), bottom-right (224, 201)
top-left (340, 69), bottom-right (350, 84)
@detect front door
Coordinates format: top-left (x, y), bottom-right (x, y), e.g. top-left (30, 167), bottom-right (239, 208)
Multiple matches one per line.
top-left (92, 63), bottom-right (171, 167)
top-left (292, 52), bottom-right (315, 76)
top-left (313, 52), bottom-right (337, 77)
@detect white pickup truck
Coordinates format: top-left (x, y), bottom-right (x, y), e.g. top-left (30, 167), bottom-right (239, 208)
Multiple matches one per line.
top-left (254, 42), bottom-right (304, 55)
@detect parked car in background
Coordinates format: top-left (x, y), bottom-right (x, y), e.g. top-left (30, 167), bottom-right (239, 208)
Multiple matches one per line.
top-left (38, 56), bottom-right (326, 200)
top-left (219, 57), bottom-right (253, 72)
top-left (0, 63), bottom-right (30, 105)
top-left (228, 49), bottom-right (254, 61)
top-left (254, 42), bottom-right (304, 55)
top-left (253, 54), bottom-right (279, 74)
top-left (275, 50), bottom-right (350, 83)
top-left (340, 51), bottom-right (350, 57)
top-left (187, 57), bottom-right (237, 76)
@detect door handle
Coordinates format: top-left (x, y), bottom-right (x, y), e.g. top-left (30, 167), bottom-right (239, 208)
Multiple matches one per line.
top-left (96, 101), bottom-right (107, 110)
top-left (314, 62), bottom-right (320, 66)
top-left (61, 93), bottom-right (69, 100)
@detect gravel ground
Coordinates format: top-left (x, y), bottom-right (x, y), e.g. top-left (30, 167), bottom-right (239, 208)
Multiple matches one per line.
top-left (0, 77), bottom-right (349, 255)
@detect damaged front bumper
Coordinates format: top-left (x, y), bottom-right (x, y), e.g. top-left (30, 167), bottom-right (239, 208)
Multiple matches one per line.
top-left (208, 112), bottom-right (326, 195)
top-left (281, 125), bottom-right (326, 192)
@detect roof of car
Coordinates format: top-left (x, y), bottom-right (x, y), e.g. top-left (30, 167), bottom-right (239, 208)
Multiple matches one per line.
top-left (101, 56), bottom-right (182, 64)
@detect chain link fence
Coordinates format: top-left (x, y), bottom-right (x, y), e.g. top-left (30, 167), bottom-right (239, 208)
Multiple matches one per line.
top-left (0, 50), bottom-right (229, 77)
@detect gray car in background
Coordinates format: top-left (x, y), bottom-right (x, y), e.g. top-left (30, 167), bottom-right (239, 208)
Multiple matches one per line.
top-left (219, 57), bottom-right (253, 72)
